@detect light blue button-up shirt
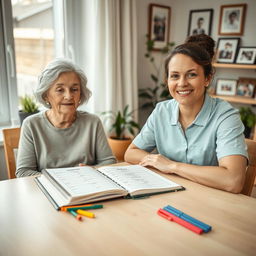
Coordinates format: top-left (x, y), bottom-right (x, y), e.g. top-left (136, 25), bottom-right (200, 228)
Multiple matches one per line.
top-left (134, 94), bottom-right (248, 166)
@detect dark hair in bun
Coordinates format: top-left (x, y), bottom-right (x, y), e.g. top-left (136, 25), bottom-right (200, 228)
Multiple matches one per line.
top-left (185, 34), bottom-right (215, 60)
top-left (164, 34), bottom-right (215, 80)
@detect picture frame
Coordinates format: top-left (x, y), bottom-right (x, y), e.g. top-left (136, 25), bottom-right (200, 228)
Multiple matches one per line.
top-left (236, 77), bottom-right (256, 98)
top-left (216, 79), bottom-right (237, 96)
top-left (148, 4), bottom-right (171, 50)
top-left (218, 4), bottom-right (247, 36)
top-left (235, 47), bottom-right (256, 65)
top-left (216, 38), bottom-right (240, 63)
top-left (187, 9), bottom-right (213, 36)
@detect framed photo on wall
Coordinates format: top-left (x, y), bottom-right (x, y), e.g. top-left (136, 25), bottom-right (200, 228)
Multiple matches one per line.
top-left (216, 38), bottom-right (240, 63)
top-left (235, 47), bottom-right (256, 65)
top-left (187, 9), bottom-right (213, 36)
top-left (148, 4), bottom-right (171, 50)
top-left (216, 79), bottom-right (237, 96)
top-left (236, 77), bottom-right (256, 98)
top-left (218, 4), bottom-right (247, 36)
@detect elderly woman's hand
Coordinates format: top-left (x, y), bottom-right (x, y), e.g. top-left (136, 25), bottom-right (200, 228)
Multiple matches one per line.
top-left (78, 163), bottom-right (87, 167)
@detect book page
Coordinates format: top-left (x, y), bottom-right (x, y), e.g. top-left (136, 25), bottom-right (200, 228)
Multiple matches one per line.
top-left (97, 165), bottom-right (181, 195)
top-left (44, 166), bottom-right (124, 197)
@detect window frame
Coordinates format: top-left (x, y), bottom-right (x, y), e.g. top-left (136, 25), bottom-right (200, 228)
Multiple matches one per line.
top-left (0, 0), bottom-right (18, 126)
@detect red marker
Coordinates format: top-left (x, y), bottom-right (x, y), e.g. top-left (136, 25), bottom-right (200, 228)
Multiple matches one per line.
top-left (157, 209), bottom-right (203, 234)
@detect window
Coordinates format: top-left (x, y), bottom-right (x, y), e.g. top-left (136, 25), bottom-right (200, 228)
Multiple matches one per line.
top-left (0, 0), bottom-right (66, 126)
top-left (12, 0), bottom-right (54, 98)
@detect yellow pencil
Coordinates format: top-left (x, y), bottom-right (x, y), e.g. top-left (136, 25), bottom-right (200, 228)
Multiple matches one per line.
top-left (76, 209), bottom-right (95, 218)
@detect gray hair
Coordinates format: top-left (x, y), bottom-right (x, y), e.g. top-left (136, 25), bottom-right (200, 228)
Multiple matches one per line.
top-left (35, 58), bottom-right (91, 108)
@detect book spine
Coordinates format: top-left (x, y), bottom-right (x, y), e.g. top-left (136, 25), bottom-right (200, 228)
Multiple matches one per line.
top-left (96, 169), bottom-right (128, 192)
top-left (43, 169), bottom-right (71, 199)
top-left (35, 177), bottom-right (60, 210)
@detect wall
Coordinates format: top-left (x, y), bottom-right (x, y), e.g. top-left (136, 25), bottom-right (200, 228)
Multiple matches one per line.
top-left (136, 0), bottom-right (256, 125)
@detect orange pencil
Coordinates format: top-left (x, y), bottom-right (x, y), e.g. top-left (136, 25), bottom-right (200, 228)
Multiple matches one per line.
top-left (60, 204), bottom-right (93, 211)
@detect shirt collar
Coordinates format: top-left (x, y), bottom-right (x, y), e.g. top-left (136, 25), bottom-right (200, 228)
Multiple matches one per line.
top-left (192, 94), bottom-right (212, 126)
top-left (170, 94), bottom-right (213, 127)
top-left (170, 100), bottom-right (179, 125)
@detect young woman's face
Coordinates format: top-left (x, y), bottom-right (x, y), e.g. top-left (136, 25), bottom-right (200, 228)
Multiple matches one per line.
top-left (167, 54), bottom-right (210, 108)
top-left (45, 72), bottom-right (81, 115)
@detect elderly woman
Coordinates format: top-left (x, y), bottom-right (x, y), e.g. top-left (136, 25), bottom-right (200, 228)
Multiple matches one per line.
top-left (16, 58), bottom-right (116, 177)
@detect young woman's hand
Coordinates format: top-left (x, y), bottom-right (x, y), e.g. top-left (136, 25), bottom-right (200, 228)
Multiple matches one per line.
top-left (139, 154), bottom-right (175, 174)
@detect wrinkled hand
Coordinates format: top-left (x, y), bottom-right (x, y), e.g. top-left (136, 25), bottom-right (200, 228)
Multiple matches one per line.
top-left (78, 163), bottom-right (87, 167)
top-left (139, 154), bottom-right (174, 173)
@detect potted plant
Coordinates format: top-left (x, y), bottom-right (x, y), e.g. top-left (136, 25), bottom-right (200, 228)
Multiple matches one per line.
top-left (19, 95), bottom-right (39, 125)
top-left (139, 35), bottom-right (175, 111)
top-left (239, 107), bottom-right (256, 138)
top-left (101, 105), bottom-right (140, 161)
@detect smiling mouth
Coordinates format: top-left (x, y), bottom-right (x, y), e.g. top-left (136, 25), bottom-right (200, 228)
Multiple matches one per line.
top-left (61, 103), bottom-right (75, 106)
top-left (177, 90), bottom-right (193, 95)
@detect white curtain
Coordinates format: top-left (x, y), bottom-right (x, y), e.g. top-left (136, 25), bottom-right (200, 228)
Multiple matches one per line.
top-left (75, 0), bottom-right (138, 120)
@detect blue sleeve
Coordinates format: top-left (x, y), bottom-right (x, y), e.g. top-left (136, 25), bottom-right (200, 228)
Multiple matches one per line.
top-left (216, 110), bottom-right (248, 160)
top-left (133, 108), bottom-right (157, 152)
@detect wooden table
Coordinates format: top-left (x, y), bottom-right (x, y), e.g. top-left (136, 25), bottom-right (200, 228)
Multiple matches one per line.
top-left (0, 171), bottom-right (256, 256)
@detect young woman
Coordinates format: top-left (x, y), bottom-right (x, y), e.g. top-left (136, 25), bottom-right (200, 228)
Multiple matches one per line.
top-left (125, 35), bottom-right (247, 193)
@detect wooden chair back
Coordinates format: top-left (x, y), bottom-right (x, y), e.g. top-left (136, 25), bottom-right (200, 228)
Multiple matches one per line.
top-left (2, 128), bottom-right (21, 179)
top-left (241, 139), bottom-right (256, 196)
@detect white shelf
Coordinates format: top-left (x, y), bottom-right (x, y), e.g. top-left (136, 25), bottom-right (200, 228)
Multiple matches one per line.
top-left (213, 63), bottom-right (256, 69)
top-left (211, 95), bottom-right (256, 105)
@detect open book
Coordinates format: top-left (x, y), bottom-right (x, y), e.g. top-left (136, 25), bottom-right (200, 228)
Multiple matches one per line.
top-left (35, 165), bottom-right (184, 210)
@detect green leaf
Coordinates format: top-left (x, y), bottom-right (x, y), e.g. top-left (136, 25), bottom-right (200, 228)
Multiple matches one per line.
top-left (147, 88), bottom-right (155, 93)
top-left (152, 86), bottom-right (159, 94)
top-left (146, 39), bottom-right (154, 51)
top-left (168, 42), bottom-right (175, 47)
top-left (151, 74), bottom-right (158, 82)
top-left (129, 121), bottom-right (140, 129)
top-left (160, 90), bottom-right (170, 98)
top-left (101, 105), bottom-right (140, 139)
top-left (123, 105), bottom-right (129, 117)
top-left (239, 107), bottom-right (256, 128)
top-left (140, 102), bottom-right (154, 109)
top-left (128, 127), bottom-right (135, 136)
top-left (161, 46), bottom-right (168, 53)
top-left (139, 92), bottom-right (154, 99)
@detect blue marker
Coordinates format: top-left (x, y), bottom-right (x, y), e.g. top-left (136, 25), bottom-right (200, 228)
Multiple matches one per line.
top-left (163, 205), bottom-right (212, 233)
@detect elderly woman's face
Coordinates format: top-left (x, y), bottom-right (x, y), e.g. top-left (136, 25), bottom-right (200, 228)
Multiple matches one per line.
top-left (45, 72), bottom-right (81, 115)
